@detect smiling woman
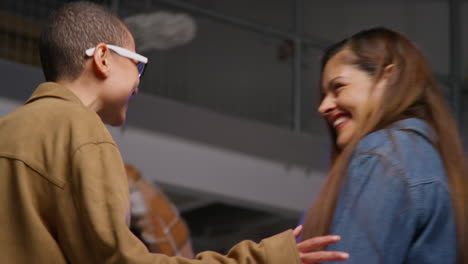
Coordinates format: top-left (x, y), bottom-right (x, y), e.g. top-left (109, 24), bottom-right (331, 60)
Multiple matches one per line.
top-left (318, 47), bottom-right (388, 149)
top-left (300, 27), bottom-right (468, 264)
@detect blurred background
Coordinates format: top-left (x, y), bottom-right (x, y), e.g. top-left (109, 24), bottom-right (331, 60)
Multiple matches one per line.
top-left (0, 0), bottom-right (467, 254)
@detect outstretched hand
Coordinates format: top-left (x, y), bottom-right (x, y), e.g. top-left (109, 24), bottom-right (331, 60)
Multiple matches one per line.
top-left (293, 225), bottom-right (349, 263)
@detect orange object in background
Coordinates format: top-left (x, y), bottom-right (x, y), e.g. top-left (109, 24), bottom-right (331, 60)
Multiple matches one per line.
top-left (125, 163), bottom-right (194, 258)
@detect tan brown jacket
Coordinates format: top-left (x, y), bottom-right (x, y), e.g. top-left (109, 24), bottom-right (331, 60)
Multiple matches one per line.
top-left (0, 82), bottom-right (301, 264)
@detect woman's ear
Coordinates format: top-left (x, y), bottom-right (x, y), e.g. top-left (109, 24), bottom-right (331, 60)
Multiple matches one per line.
top-left (91, 43), bottom-right (111, 79)
top-left (382, 64), bottom-right (394, 79)
top-left (374, 64), bottom-right (394, 97)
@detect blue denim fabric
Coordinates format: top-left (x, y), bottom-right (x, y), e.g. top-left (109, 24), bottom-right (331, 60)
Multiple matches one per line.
top-left (305, 118), bottom-right (458, 263)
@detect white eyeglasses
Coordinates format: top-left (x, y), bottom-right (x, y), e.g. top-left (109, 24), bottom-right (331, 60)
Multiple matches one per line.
top-left (85, 44), bottom-right (148, 77)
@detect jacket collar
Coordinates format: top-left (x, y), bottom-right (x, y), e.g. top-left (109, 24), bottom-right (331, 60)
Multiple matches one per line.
top-left (25, 82), bottom-right (84, 106)
top-left (391, 118), bottom-right (437, 144)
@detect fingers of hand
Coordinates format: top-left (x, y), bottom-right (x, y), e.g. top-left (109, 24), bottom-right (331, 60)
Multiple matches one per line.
top-left (297, 235), bottom-right (341, 252)
top-left (293, 225), bottom-right (303, 238)
top-left (300, 251), bottom-right (349, 264)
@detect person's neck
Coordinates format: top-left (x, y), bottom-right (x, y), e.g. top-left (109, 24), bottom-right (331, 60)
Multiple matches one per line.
top-left (56, 78), bottom-right (102, 113)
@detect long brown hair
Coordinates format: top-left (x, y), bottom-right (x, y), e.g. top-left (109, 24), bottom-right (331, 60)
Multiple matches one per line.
top-left (301, 27), bottom-right (468, 263)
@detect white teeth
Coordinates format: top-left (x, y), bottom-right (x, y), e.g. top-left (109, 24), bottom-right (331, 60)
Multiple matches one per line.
top-left (333, 117), bottom-right (349, 128)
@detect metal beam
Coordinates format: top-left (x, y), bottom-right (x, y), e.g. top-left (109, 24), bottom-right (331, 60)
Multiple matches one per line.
top-left (155, 0), bottom-right (327, 49)
top-left (449, 0), bottom-right (462, 123)
top-left (291, 0), bottom-right (303, 131)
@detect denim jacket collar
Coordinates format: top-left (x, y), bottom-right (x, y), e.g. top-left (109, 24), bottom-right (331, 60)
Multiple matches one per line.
top-left (390, 118), bottom-right (437, 144)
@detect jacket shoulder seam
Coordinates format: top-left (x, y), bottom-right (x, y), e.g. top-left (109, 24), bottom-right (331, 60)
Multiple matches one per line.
top-left (0, 153), bottom-right (65, 188)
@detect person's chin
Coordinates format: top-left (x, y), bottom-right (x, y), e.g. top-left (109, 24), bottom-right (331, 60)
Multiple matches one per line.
top-left (336, 132), bottom-right (351, 149)
top-left (109, 114), bottom-right (126, 127)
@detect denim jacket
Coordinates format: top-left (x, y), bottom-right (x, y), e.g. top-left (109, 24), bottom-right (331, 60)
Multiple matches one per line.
top-left (321, 118), bottom-right (457, 263)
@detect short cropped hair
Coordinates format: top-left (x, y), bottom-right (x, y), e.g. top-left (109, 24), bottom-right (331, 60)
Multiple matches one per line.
top-left (39, 1), bottom-right (130, 81)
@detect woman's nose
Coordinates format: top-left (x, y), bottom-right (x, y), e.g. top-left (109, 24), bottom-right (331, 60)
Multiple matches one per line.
top-left (318, 95), bottom-right (336, 116)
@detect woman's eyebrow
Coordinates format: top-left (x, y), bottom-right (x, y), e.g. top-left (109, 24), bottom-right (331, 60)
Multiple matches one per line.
top-left (322, 76), bottom-right (343, 92)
